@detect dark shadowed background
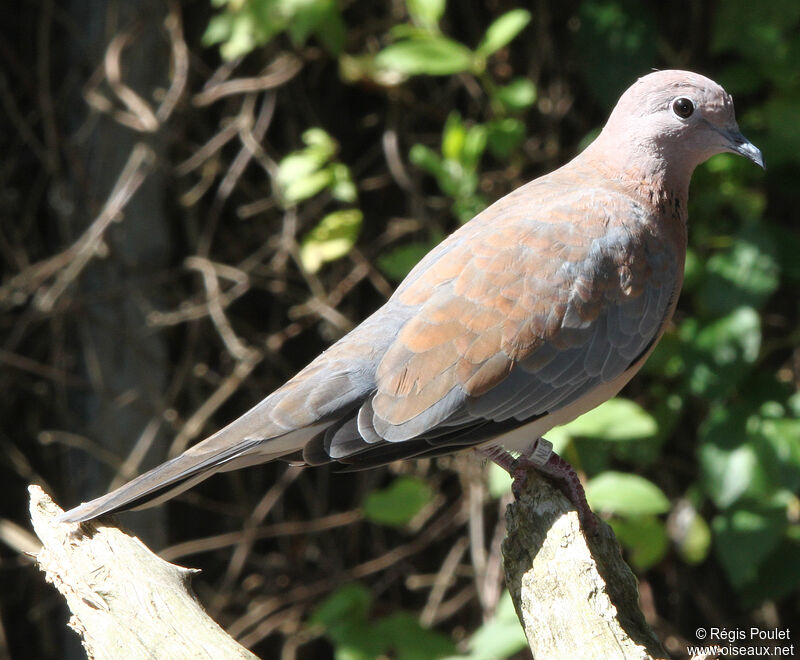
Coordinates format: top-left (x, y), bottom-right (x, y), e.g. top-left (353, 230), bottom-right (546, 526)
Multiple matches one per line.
top-left (1, 1), bottom-right (798, 658)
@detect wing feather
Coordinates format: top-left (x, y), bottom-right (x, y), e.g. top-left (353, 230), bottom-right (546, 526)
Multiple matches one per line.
top-left (368, 181), bottom-right (680, 445)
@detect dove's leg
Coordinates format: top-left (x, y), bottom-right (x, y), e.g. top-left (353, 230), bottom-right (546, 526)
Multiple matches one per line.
top-left (482, 439), bottom-right (596, 534)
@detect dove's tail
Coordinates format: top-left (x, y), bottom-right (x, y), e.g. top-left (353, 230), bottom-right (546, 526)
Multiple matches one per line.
top-left (57, 440), bottom-right (260, 522)
top-left (57, 421), bottom-right (328, 523)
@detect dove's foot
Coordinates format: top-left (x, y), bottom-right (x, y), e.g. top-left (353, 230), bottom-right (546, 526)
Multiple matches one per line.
top-left (484, 439), bottom-right (597, 535)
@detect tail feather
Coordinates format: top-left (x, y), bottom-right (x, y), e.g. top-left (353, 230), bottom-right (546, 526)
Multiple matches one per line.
top-left (57, 437), bottom-right (267, 522)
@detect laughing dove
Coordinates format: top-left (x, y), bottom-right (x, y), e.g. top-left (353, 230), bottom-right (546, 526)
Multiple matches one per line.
top-left (60, 70), bottom-right (764, 526)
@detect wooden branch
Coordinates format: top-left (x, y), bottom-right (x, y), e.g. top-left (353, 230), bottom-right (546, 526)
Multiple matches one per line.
top-left (28, 486), bottom-right (258, 660)
top-left (502, 474), bottom-right (670, 660)
top-left (31, 474), bottom-right (669, 660)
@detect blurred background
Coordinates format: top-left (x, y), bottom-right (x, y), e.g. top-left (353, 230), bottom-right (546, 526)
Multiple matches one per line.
top-left (1, 1), bottom-right (798, 658)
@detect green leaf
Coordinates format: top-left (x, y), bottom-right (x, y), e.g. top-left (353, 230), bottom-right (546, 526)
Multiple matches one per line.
top-left (586, 471), bottom-right (670, 515)
top-left (330, 163), bottom-right (357, 203)
top-left (406, 0), bottom-right (446, 32)
top-left (494, 78), bottom-right (537, 112)
top-left (738, 539), bottom-right (800, 605)
top-left (575, 1), bottom-right (657, 106)
top-left (203, 1), bottom-right (283, 60)
top-left (462, 124), bottom-right (488, 167)
top-left (698, 405), bottom-right (769, 508)
top-left (374, 613), bottom-right (456, 660)
top-left (203, 13), bottom-right (236, 47)
top-left (277, 128), bottom-right (340, 203)
top-left (287, 0), bottom-right (346, 53)
top-left (375, 37), bottom-right (475, 75)
top-left (378, 241), bottom-right (433, 281)
top-left (610, 515), bottom-right (668, 570)
top-left (442, 112), bottom-right (466, 161)
top-left (671, 504), bottom-right (712, 564)
top-left (311, 584), bottom-right (387, 660)
top-left (712, 504), bottom-right (786, 589)
top-left (299, 209), bottom-right (363, 273)
top-left (282, 168), bottom-right (334, 205)
top-left (696, 225), bottom-right (780, 316)
top-left (754, 415), bottom-right (800, 493)
top-left (476, 9), bottom-right (532, 56)
top-left (311, 583), bottom-right (371, 629)
top-left (311, 583), bottom-right (455, 659)
top-left (302, 127), bottom-right (338, 153)
top-left (205, 0), bottom-right (347, 58)
top-left (363, 476), bottom-right (433, 526)
top-left (456, 590), bottom-right (527, 659)
top-left (315, 6), bottom-right (346, 54)
top-left (278, 151), bottom-right (323, 184)
top-left (555, 397), bottom-right (658, 441)
top-left (687, 306), bottom-right (761, 398)
top-left (487, 462), bottom-right (512, 499)
top-left (486, 118), bottom-right (525, 159)
top-left (220, 11), bottom-right (267, 60)
top-left (409, 143), bottom-right (446, 178)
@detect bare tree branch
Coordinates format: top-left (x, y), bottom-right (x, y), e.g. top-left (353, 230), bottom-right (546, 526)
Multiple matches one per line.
top-left (502, 475), bottom-right (670, 660)
top-left (29, 486), bottom-right (258, 660)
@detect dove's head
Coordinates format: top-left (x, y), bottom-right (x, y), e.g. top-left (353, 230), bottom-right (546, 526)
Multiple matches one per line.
top-left (589, 70), bottom-right (764, 191)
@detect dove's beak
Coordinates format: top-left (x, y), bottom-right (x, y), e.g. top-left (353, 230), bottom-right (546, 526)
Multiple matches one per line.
top-left (722, 129), bottom-right (765, 169)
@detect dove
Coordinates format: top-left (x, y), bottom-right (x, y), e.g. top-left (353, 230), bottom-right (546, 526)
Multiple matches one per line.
top-left (59, 70), bottom-right (764, 528)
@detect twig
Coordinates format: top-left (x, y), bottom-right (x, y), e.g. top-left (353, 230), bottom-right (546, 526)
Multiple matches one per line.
top-left (103, 32), bottom-right (159, 133)
top-left (192, 54), bottom-right (302, 106)
top-left (109, 417), bottom-right (164, 489)
top-left (185, 256), bottom-right (252, 361)
top-left (104, 31), bottom-right (159, 132)
top-left (159, 510), bottom-right (362, 562)
top-left (168, 349), bottom-right (262, 456)
top-left (225, 499), bottom-right (468, 643)
top-left (467, 480), bottom-right (489, 613)
top-left (215, 92), bottom-right (275, 204)
top-left (36, 0), bottom-right (58, 173)
top-left (420, 536), bottom-right (468, 626)
top-left (0, 70), bottom-right (50, 168)
top-left (211, 467), bottom-right (304, 614)
top-left (0, 143), bottom-right (155, 310)
top-left (176, 120), bottom-right (241, 176)
top-left (482, 496), bottom-right (510, 615)
top-left (0, 348), bottom-right (85, 387)
top-left (34, 143), bottom-right (155, 311)
top-left (156, 2), bottom-right (189, 123)
top-left (148, 257), bottom-right (250, 327)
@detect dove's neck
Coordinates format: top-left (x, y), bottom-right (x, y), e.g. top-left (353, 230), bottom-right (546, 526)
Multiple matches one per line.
top-left (579, 131), bottom-right (693, 217)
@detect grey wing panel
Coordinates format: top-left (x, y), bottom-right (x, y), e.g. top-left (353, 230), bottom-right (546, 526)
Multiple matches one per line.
top-left (468, 257), bottom-right (677, 423)
top-left (319, 256), bottom-right (676, 465)
top-left (311, 201), bottom-right (680, 464)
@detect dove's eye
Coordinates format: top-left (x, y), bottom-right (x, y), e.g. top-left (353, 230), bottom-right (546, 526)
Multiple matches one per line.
top-left (672, 97), bottom-right (695, 119)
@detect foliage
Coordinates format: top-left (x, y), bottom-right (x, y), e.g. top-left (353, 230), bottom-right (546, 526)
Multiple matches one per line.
top-left (362, 476), bottom-right (433, 527)
top-left (312, 583), bottom-right (456, 660)
top-left (277, 128), bottom-right (356, 205)
top-left (445, 591), bottom-right (528, 659)
top-left (277, 128), bottom-right (362, 273)
top-left (205, 0), bottom-right (346, 59)
top-left (312, 584), bottom-right (527, 660)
